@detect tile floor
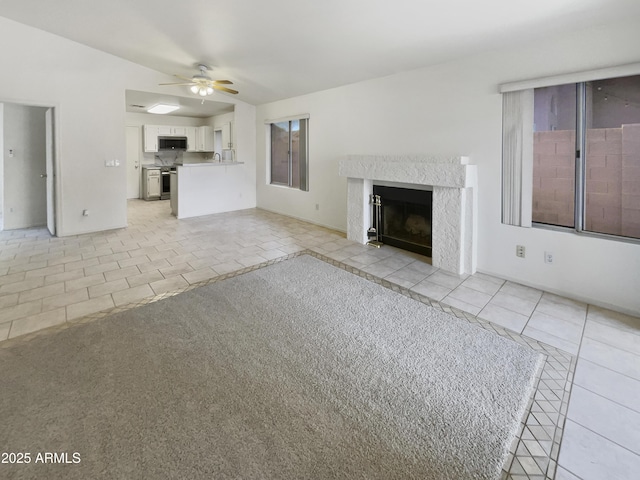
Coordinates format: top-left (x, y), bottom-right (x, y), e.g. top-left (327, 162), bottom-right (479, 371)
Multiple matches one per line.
top-left (1, 199), bottom-right (639, 479)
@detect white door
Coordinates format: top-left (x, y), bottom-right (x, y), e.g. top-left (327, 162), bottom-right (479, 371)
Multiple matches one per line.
top-left (126, 126), bottom-right (141, 199)
top-left (45, 108), bottom-right (55, 235)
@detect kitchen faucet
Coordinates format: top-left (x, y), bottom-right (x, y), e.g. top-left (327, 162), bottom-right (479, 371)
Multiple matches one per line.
top-left (214, 152), bottom-right (221, 162)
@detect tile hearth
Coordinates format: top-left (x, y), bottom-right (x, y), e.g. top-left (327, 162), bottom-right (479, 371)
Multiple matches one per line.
top-left (0, 199), bottom-right (638, 479)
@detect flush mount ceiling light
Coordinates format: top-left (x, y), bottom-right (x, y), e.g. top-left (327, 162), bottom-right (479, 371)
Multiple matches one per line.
top-left (147, 104), bottom-right (180, 114)
top-left (159, 64), bottom-right (238, 96)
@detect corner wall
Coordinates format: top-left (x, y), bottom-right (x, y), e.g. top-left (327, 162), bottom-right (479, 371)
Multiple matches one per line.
top-left (256, 18), bottom-right (640, 314)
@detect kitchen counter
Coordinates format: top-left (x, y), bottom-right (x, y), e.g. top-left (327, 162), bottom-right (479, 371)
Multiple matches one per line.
top-left (180, 162), bottom-right (244, 167)
top-left (172, 162), bottom-right (249, 219)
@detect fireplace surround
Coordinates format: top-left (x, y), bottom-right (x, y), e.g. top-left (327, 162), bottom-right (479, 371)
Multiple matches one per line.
top-left (338, 155), bottom-right (477, 275)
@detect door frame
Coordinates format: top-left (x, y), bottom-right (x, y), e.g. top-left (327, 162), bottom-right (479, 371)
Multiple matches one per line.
top-left (0, 97), bottom-right (60, 235)
top-left (45, 108), bottom-right (56, 235)
top-left (125, 125), bottom-right (141, 199)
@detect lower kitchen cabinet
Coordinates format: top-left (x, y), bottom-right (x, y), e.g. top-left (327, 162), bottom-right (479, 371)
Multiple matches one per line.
top-left (142, 167), bottom-right (161, 200)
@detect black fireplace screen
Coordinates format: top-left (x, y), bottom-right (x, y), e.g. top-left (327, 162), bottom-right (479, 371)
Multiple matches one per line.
top-left (373, 185), bottom-right (432, 257)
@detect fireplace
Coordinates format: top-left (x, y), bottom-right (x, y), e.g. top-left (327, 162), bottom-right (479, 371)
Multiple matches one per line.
top-left (373, 185), bottom-right (432, 257)
top-left (338, 155), bottom-right (477, 275)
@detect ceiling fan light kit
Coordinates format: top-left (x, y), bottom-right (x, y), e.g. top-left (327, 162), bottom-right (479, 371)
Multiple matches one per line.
top-left (161, 64), bottom-right (238, 97)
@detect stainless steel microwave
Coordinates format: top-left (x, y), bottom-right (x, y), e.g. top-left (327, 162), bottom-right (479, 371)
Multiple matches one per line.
top-left (158, 136), bottom-right (187, 150)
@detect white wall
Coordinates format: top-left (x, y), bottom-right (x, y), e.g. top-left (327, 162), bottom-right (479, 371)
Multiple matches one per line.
top-left (256, 18), bottom-right (640, 315)
top-left (2, 103), bottom-right (47, 229)
top-left (0, 103), bottom-right (3, 219)
top-left (0, 16), bottom-right (256, 236)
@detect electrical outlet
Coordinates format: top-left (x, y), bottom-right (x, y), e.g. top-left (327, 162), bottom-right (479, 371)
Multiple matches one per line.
top-left (516, 245), bottom-right (526, 258)
top-left (544, 251), bottom-right (554, 264)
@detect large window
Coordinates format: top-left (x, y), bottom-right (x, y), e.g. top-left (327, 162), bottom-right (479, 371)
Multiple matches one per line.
top-left (503, 73), bottom-right (640, 241)
top-left (269, 117), bottom-right (309, 191)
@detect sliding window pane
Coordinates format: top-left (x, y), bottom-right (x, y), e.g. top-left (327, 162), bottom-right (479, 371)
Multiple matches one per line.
top-left (270, 121), bottom-right (289, 185)
top-left (533, 84), bottom-right (577, 227)
top-left (585, 75), bottom-right (640, 239)
top-left (290, 120), bottom-right (300, 189)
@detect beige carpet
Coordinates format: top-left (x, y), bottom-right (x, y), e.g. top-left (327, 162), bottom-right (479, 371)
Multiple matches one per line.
top-left (0, 255), bottom-right (543, 479)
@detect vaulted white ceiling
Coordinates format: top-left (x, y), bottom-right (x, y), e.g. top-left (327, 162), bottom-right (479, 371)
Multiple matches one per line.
top-left (1, 0), bottom-right (639, 105)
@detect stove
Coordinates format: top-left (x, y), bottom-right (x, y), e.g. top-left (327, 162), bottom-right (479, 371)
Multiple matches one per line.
top-left (159, 166), bottom-right (176, 200)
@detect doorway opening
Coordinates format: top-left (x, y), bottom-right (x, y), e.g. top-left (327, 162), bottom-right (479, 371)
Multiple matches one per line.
top-left (0, 102), bottom-right (57, 235)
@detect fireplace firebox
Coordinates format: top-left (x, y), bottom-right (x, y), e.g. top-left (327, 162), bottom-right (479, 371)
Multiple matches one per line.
top-left (372, 185), bottom-right (432, 257)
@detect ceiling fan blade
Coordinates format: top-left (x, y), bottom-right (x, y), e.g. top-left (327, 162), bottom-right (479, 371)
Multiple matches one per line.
top-left (174, 74), bottom-right (194, 82)
top-left (212, 85), bottom-right (239, 94)
top-left (212, 80), bottom-right (233, 85)
top-left (159, 82), bottom-right (196, 86)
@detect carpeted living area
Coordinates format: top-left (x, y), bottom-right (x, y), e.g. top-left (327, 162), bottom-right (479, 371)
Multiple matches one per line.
top-left (0, 255), bottom-right (543, 479)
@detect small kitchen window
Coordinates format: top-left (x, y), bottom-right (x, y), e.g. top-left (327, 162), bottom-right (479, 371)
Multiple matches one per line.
top-left (267, 115), bottom-right (309, 191)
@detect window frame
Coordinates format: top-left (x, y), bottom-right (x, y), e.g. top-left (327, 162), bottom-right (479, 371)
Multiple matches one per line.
top-left (266, 114), bottom-right (309, 192)
top-left (501, 65), bottom-right (640, 245)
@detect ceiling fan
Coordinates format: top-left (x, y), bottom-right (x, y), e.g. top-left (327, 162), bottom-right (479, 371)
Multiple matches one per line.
top-left (159, 64), bottom-right (238, 96)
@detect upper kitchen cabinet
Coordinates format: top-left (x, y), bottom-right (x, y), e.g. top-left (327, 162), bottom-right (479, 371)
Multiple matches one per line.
top-left (144, 125), bottom-right (159, 152)
top-left (143, 124), bottom-right (220, 153)
top-left (156, 125), bottom-right (189, 136)
top-left (156, 125), bottom-right (172, 136)
top-left (196, 126), bottom-right (214, 152)
top-left (186, 127), bottom-right (197, 152)
top-left (145, 125), bottom-right (198, 152)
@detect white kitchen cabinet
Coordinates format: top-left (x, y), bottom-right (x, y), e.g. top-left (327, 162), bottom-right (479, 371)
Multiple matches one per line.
top-left (142, 167), bottom-right (161, 200)
top-left (144, 125), bottom-right (202, 153)
top-left (148, 174), bottom-right (161, 198)
top-left (156, 125), bottom-right (172, 136)
top-left (186, 127), bottom-right (197, 152)
top-left (221, 122), bottom-right (232, 149)
top-left (155, 125), bottom-right (189, 136)
top-left (196, 126), bottom-right (214, 152)
top-left (143, 125), bottom-right (159, 152)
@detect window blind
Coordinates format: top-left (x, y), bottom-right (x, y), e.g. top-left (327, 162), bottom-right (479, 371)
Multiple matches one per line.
top-left (502, 89), bottom-right (534, 227)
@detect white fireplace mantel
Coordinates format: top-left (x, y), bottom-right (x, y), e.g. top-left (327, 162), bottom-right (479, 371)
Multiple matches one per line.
top-left (338, 155), bottom-right (477, 275)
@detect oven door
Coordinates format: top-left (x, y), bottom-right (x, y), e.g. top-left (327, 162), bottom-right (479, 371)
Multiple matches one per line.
top-left (160, 170), bottom-right (171, 199)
